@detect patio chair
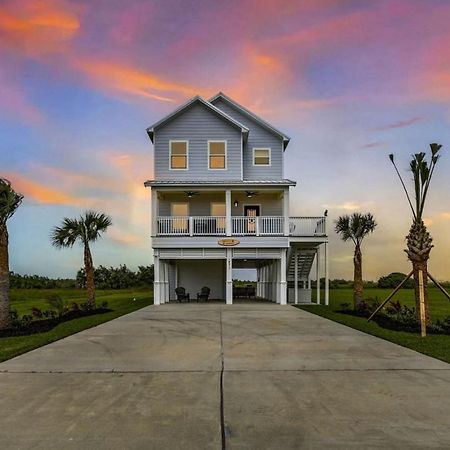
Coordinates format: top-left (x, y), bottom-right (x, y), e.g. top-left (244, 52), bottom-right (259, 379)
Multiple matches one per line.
top-left (197, 286), bottom-right (211, 302)
top-left (175, 287), bottom-right (190, 303)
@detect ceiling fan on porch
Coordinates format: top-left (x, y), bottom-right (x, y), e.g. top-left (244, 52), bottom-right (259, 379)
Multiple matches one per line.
top-left (184, 191), bottom-right (200, 198)
top-left (245, 191), bottom-right (259, 198)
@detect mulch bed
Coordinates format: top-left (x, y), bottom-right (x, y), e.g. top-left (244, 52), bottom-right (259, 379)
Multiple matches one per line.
top-left (0, 308), bottom-right (111, 338)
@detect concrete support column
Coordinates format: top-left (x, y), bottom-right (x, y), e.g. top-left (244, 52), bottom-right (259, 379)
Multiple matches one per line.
top-left (164, 261), bottom-right (169, 304)
top-left (316, 247), bottom-right (321, 305)
top-left (226, 190), bottom-right (232, 236)
top-left (280, 250), bottom-right (287, 305)
top-left (154, 253), bottom-right (161, 306)
top-left (226, 248), bottom-right (233, 305)
top-left (325, 242), bottom-right (329, 306)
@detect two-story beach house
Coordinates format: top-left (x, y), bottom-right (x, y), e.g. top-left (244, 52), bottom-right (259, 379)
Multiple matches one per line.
top-left (145, 93), bottom-right (329, 305)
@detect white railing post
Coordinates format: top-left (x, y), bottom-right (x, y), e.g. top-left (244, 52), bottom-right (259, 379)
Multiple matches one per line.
top-left (189, 217), bottom-right (193, 237)
top-left (256, 216), bottom-right (260, 236)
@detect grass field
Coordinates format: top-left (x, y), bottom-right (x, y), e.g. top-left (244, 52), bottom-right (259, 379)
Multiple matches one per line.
top-left (298, 287), bottom-right (450, 363)
top-left (0, 288), bottom-right (153, 363)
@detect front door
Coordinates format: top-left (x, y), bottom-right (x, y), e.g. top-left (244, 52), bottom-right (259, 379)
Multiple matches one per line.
top-left (244, 205), bottom-right (260, 233)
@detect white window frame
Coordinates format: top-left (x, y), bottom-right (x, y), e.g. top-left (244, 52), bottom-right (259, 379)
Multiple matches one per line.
top-left (253, 147), bottom-right (271, 166)
top-left (169, 140), bottom-right (189, 170)
top-left (208, 140), bottom-right (227, 170)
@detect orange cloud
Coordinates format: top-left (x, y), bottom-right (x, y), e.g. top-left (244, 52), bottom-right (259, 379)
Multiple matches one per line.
top-left (0, 0), bottom-right (80, 56)
top-left (5, 172), bottom-right (82, 205)
top-left (74, 59), bottom-right (201, 102)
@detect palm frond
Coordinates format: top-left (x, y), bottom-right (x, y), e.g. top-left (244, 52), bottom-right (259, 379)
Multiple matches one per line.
top-left (0, 178), bottom-right (24, 224)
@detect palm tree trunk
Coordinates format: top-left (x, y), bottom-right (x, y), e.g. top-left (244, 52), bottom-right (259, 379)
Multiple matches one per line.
top-left (84, 243), bottom-right (95, 308)
top-left (412, 260), bottom-right (430, 325)
top-left (0, 223), bottom-right (11, 329)
top-left (353, 244), bottom-right (363, 309)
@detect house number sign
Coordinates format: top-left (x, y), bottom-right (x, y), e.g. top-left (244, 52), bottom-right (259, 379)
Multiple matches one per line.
top-left (218, 238), bottom-right (240, 247)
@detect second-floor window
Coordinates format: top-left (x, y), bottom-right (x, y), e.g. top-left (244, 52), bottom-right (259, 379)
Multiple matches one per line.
top-left (253, 148), bottom-right (271, 166)
top-left (208, 141), bottom-right (226, 170)
top-left (170, 141), bottom-right (188, 170)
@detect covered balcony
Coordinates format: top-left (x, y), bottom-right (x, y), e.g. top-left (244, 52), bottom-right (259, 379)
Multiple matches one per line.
top-left (155, 215), bottom-right (326, 237)
top-left (151, 186), bottom-right (327, 238)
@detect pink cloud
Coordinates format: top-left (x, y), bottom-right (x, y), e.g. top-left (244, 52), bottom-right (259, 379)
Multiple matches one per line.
top-left (371, 117), bottom-right (423, 131)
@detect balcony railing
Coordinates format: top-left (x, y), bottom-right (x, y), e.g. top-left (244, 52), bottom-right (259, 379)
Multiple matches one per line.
top-left (289, 216), bottom-right (326, 236)
top-left (155, 216), bottom-right (327, 237)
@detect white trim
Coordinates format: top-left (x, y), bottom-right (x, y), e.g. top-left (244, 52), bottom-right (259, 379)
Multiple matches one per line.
top-left (253, 148), bottom-right (271, 166)
top-left (208, 140), bottom-right (227, 170)
top-left (169, 140), bottom-right (189, 170)
top-left (146, 96), bottom-right (249, 142)
top-left (208, 92), bottom-right (290, 147)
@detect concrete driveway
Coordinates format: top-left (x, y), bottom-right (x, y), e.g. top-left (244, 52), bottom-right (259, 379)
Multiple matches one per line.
top-left (1, 304), bottom-right (450, 449)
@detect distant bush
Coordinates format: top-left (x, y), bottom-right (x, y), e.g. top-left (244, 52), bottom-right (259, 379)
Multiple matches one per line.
top-left (76, 265), bottom-right (154, 289)
top-left (10, 272), bottom-right (76, 289)
top-left (377, 272), bottom-right (414, 289)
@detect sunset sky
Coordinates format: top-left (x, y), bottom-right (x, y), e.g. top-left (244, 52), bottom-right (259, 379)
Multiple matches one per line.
top-left (1, 0), bottom-right (450, 281)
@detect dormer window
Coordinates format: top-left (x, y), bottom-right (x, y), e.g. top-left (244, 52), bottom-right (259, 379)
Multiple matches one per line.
top-left (253, 148), bottom-right (271, 166)
top-left (208, 141), bottom-right (227, 170)
top-left (170, 141), bottom-right (188, 170)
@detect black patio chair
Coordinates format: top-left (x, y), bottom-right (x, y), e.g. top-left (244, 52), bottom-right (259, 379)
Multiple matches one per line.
top-left (175, 287), bottom-right (190, 303)
top-left (197, 286), bottom-right (211, 302)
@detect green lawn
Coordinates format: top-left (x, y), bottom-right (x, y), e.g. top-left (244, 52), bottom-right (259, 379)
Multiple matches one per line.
top-left (297, 287), bottom-right (450, 363)
top-left (0, 288), bottom-right (153, 363)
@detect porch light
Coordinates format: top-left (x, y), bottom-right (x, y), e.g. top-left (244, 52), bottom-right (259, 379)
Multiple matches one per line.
top-left (234, 201), bottom-right (239, 207)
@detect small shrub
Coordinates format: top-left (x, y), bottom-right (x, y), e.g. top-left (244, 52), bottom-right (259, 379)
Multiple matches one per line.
top-left (70, 302), bottom-right (80, 312)
top-left (339, 302), bottom-right (351, 311)
top-left (100, 301), bottom-right (108, 309)
top-left (31, 307), bottom-right (43, 319)
top-left (20, 315), bottom-right (33, 327)
top-left (79, 302), bottom-right (94, 312)
top-left (46, 295), bottom-right (66, 316)
top-left (356, 297), bottom-right (380, 317)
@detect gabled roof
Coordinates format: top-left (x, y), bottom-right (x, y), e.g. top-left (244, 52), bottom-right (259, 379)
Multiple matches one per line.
top-left (146, 95), bottom-right (249, 142)
top-left (209, 92), bottom-right (291, 150)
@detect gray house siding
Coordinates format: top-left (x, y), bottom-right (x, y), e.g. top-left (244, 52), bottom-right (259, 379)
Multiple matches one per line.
top-left (211, 99), bottom-right (284, 180)
top-left (154, 102), bottom-right (242, 180)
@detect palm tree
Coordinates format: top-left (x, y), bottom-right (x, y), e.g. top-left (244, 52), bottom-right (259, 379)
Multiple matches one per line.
top-left (0, 179), bottom-right (23, 329)
top-left (52, 211), bottom-right (112, 307)
top-left (335, 213), bottom-right (377, 309)
top-left (389, 143), bottom-right (442, 325)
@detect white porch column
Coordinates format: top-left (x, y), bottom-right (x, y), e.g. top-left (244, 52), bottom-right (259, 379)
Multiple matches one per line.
top-left (226, 189), bottom-right (232, 236)
top-left (316, 247), bottom-right (321, 305)
top-left (280, 250), bottom-right (287, 305)
top-left (153, 252), bottom-right (161, 306)
top-left (294, 249), bottom-right (299, 305)
top-left (283, 188), bottom-right (290, 236)
top-left (226, 249), bottom-right (233, 304)
top-left (164, 261), bottom-right (170, 304)
top-left (325, 242), bottom-right (329, 306)
top-left (151, 188), bottom-right (158, 237)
